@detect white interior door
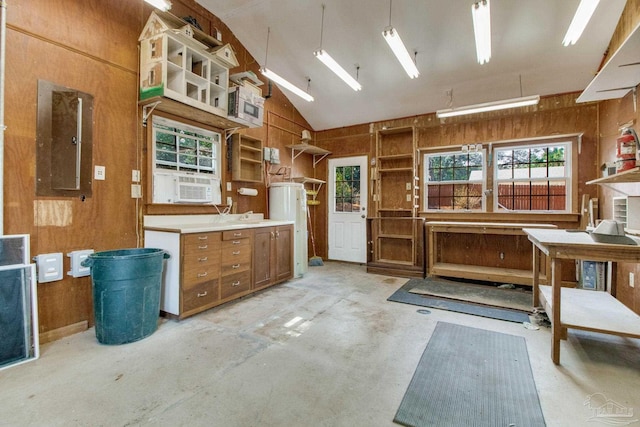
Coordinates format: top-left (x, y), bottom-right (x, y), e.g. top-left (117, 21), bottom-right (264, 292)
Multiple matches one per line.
top-left (328, 156), bottom-right (368, 263)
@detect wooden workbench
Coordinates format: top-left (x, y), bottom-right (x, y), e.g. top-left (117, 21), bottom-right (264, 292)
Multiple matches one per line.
top-left (426, 222), bottom-right (556, 286)
top-left (524, 228), bottom-right (640, 365)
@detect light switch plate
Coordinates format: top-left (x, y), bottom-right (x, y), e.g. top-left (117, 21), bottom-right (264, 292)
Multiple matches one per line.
top-left (131, 184), bottom-right (142, 198)
top-left (94, 165), bottom-right (106, 180)
top-left (132, 170), bottom-right (140, 182)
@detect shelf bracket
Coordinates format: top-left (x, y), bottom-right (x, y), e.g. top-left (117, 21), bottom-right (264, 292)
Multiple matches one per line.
top-left (313, 153), bottom-right (330, 168)
top-left (141, 101), bottom-right (162, 127)
top-left (225, 127), bottom-right (242, 139)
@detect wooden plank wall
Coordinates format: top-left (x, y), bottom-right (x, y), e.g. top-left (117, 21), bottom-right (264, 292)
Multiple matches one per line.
top-left (596, 0), bottom-right (640, 313)
top-left (5, 0), bottom-right (315, 341)
top-left (315, 95), bottom-right (598, 260)
top-left (6, 0), bottom-right (143, 342)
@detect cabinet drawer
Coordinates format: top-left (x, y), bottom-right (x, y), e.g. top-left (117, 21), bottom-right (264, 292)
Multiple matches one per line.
top-left (221, 258), bottom-right (251, 276)
top-left (182, 264), bottom-right (219, 289)
top-left (184, 232), bottom-right (221, 248)
top-left (222, 229), bottom-right (251, 240)
top-left (183, 250), bottom-right (219, 270)
top-left (182, 280), bottom-right (218, 312)
top-left (221, 244), bottom-right (251, 265)
top-left (220, 271), bottom-right (251, 299)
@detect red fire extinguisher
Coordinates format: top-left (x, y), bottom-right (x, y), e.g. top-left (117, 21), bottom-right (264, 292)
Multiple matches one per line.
top-left (616, 128), bottom-right (639, 173)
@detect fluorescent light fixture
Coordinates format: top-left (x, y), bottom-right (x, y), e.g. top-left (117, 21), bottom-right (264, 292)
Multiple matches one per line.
top-left (436, 95), bottom-right (540, 118)
top-left (563, 0), bottom-right (600, 46)
top-left (260, 67), bottom-right (314, 102)
top-left (382, 27), bottom-right (419, 79)
top-left (144, 0), bottom-right (172, 11)
top-left (471, 0), bottom-right (491, 64)
top-left (314, 49), bottom-right (362, 91)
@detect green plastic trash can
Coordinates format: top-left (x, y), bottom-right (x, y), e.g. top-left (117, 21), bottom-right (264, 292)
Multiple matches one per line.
top-left (81, 248), bottom-right (169, 345)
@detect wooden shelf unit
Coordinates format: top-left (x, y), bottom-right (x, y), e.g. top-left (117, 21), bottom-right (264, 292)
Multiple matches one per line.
top-left (367, 216), bottom-right (425, 278)
top-left (231, 134), bottom-right (263, 182)
top-left (367, 127), bottom-right (423, 277)
top-left (374, 126), bottom-right (418, 216)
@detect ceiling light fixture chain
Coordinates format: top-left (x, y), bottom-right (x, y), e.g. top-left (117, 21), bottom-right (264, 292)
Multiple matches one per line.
top-left (264, 26), bottom-right (271, 68)
top-left (319, 4), bottom-right (326, 49)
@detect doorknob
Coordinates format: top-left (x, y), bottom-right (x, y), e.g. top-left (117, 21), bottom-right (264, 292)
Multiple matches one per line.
top-left (361, 214), bottom-right (366, 219)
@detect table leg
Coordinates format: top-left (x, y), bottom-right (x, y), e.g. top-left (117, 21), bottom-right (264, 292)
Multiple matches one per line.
top-left (532, 246), bottom-right (540, 307)
top-left (551, 257), bottom-right (562, 365)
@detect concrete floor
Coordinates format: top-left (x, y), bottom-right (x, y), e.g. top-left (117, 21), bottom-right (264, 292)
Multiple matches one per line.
top-left (2, 262), bottom-right (640, 427)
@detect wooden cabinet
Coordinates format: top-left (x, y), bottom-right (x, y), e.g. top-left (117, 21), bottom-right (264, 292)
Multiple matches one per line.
top-left (367, 217), bottom-right (425, 278)
top-left (145, 224), bottom-right (292, 320)
top-left (253, 225), bottom-right (294, 290)
top-left (231, 134), bottom-right (263, 182)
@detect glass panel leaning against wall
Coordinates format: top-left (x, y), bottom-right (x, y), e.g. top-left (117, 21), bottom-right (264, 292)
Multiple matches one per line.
top-left (151, 116), bottom-right (222, 205)
top-left (422, 136), bottom-right (576, 213)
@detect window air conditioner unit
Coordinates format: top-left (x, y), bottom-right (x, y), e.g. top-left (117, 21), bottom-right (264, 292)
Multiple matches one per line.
top-left (153, 172), bottom-right (221, 204)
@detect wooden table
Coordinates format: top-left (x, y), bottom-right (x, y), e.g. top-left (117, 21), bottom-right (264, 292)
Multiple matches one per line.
top-left (523, 228), bottom-right (640, 365)
top-left (426, 222), bottom-right (556, 286)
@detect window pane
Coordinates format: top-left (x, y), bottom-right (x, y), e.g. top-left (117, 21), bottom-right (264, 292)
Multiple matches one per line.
top-left (424, 151), bottom-right (484, 211)
top-left (494, 142), bottom-right (570, 212)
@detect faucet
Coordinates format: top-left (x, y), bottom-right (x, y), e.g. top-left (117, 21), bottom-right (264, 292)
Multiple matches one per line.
top-left (240, 211), bottom-right (254, 220)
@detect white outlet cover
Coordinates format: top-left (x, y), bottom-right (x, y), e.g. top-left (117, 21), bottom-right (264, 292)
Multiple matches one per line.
top-left (94, 165), bottom-right (106, 180)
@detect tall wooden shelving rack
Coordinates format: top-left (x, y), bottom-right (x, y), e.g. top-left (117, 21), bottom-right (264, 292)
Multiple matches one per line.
top-left (367, 126), bottom-right (425, 278)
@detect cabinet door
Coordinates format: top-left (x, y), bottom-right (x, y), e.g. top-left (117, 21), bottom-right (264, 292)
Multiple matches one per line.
top-left (253, 227), bottom-right (274, 289)
top-left (275, 225), bottom-right (293, 282)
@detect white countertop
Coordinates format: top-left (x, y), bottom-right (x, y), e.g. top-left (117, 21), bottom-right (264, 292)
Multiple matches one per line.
top-left (143, 214), bottom-right (294, 234)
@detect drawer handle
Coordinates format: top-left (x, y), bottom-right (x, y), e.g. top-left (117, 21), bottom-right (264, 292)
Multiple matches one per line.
top-left (231, 281), bottom-right (240, 287)
top-left (232, 240), bottom-right (241, 245)
top-left (232, 250), bottom-right (241, 255)
top-left (232, 264), bottom-right (240, 269)
top-left (198, 245), bottom-right (208, 250)
top-left (233, 232), bottom-right (242, 237)
top-left (198, 236), bottom-right (208, 240)
top-left (197, 291), bottom-right (208, 297)
top-left (197, 272), bottom-right (208, 278)
top-left (198, 257), bottom-right (208, 262)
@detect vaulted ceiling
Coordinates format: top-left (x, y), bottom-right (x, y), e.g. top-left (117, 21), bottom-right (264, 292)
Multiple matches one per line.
top-left (197, 0), bottom-right (627, 130)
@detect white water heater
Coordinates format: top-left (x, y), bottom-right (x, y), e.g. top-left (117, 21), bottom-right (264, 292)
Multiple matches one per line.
top-left (269, 183), bottom-right (308, 278)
